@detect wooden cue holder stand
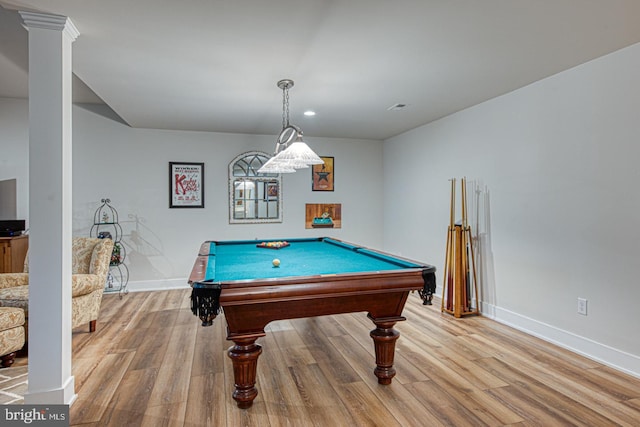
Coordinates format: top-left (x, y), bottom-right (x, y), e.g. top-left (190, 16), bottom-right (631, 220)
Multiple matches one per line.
top-left (442, 178), bottom-right (480, 318)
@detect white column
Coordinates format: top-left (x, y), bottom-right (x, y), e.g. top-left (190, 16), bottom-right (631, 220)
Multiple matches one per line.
top-left (20, 11), bottom-right (79, 405)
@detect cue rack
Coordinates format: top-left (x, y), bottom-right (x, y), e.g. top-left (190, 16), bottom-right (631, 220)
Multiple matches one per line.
top-left (442, 177), bottom-right (480, 318)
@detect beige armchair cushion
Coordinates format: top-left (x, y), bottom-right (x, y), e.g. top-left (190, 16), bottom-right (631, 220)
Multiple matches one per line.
top-left (0, 285), bottom-right (28, 320)
top-left (0, 307), bottom-right (24, 331)
top-left (88, 239), bottom-right (113, 277)
top-left (0, 307), bottom-right (25, 364)
top-left (72, 274), bottom-right (104, 297)
top-left (0, 273), bottom-right (29, 289)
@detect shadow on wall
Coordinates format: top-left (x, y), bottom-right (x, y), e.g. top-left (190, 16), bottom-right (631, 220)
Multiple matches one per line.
top-left (74, 202), bottom-right (173, 282)
top-left (467, 180), bottom-right (497, 315)
top-left (121, 214), bottom-right (172, 280)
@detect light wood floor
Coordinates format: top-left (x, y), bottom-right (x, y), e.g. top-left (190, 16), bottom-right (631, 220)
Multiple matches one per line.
top-left (16, 289), bottom-right (640, 426)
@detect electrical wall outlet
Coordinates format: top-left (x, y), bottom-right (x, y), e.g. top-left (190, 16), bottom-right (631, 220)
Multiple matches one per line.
top-left (577, 298), bottom-right (588, 315)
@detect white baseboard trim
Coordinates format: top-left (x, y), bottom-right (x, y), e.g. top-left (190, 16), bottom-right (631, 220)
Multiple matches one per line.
top-left (123, 278), bottom-right (190, 293)
top-left (24, 374), bottom-right (76, 405)
top-left (481, 301), bottom-right (640, 379)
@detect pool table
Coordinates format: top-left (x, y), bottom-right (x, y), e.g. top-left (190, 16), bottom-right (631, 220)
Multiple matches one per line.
top-left (188, 237), bottom-right (436, 408)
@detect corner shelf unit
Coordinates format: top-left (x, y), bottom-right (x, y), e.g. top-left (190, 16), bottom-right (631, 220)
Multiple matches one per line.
top-left (90, 198), bottom-right (129, 297)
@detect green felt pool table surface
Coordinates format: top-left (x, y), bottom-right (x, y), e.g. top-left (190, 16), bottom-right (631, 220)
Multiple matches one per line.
top-left (199, 237), bottom-right (425, 283)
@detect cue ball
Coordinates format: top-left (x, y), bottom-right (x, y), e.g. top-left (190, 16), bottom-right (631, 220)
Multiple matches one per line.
top-left (272, 258), bottom-right (280, 267)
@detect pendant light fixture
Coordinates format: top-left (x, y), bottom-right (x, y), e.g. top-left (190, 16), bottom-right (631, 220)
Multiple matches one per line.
top-left (258, 79), bottom-right (324, 174)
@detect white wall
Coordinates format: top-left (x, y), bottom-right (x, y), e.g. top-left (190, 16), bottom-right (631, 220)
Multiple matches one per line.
top-left (0, 97), bottom-right (29, 222)
top-left (383, 42), bottom-right (640, 377)
top-left (0, 98), bottom-right (384, 290)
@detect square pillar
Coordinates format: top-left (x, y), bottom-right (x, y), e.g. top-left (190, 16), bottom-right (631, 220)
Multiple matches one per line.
top-left (20, 11), bottom-right (79, 405)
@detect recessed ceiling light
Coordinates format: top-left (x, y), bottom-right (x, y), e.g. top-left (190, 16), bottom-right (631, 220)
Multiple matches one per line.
top-left (387, 103), bottom-right (407, 111)
top-left (304, 110), bottom-right (316, 116)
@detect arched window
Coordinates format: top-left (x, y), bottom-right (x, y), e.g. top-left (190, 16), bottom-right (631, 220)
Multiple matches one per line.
top-left (229, 151), bottom-right (282, 223)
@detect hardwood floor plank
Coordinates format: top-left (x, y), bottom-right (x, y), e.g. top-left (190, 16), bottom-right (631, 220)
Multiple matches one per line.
top-left (625, 397), bottom-right (640, 411)
top-left (486, 384), bottom-right (579, 426)
top-left (103, 292), bottom-right (156, 332)
top-left (285, 363), bottom-right (357, 426)
top-left (98, 367), bottom-right (158, 426)
top-left (115, 292), bottom-right (155, 331)
top-left (396, 320), bottom-right (507, 390)
top-left (256, 332), bottom-right (317, 426)
top-left (70, 351), bottom-right (136, 423)
top-left (573, 364), bottom-right (640, 400)
top-left (127, 326), bottom-right (173, 372)
top-left (429, 340), bottom-right (510, 390)
top-left (404, 379), bottom-right (502, 427)
top-left (471, 317), bottom-right (601, 371)
top-left (184, 372), bottom-right (227, 427)
top-left (71, 356), bottom-right (101, 393)
top-left (190, 314), bottom-right (227, 377)
top-left (146, 323), bottom-right (197, 407)
top-left (224, 401), bottom-right (272, 427)
top-left (480, 356), bottom-right (622, 426)
top-left (291, 317), bottom-right (362, 385)
top-left (267, 321), bottom-right (317, 368)
top-left (141, 400), bottom-right (187, 427)
top-left (334, 381), bottom-right (402, 427)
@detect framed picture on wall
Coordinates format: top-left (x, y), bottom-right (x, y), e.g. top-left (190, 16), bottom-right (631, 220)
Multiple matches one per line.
top-left (312, 156), bottom-right (334, 191)
top-left (169, 162), bottom-right (204, 208)
top-left (265, 182), bottom-right (278, 201)
top-left (305, 203), bottom-right (342, 229)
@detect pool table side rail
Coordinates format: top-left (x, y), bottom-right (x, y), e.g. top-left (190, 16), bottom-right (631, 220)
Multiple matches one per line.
top-left (216, 268), bottom-right (428, 303)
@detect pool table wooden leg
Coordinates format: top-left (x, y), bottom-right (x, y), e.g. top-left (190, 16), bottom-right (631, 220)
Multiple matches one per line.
top-left (368, 315), bottom-right (404, 385)
top-left (227, 336), bottom-right (263, 408)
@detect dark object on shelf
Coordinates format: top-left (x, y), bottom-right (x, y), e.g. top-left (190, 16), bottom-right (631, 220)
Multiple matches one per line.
top-left (91, 198), bottom-right (129, 297)
top-left (110, 243), bottom-right (122, 265)
top-left (97, 231), bottom-right (112, 239)
top-left (0, 220), bottom-right (25, 237)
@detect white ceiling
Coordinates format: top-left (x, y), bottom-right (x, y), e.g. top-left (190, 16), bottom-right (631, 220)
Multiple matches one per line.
top-left (2, 1), bottom-right (640, 140)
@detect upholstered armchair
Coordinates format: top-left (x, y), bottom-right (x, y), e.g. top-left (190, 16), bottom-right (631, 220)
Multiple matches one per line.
top-left (0, 237), bottom-right (114, 340)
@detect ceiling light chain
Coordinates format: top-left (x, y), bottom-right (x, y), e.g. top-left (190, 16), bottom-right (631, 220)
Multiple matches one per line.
top-left (283, 82), bottom-right (290, 129)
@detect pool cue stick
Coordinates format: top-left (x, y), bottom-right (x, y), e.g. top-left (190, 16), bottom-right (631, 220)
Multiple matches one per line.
top-left (475, 183), bottom-right (481, 304)
top-left (442, 178), bottom-right (456, 312)
top-left (460, 178), bottom-right (466, 312)
top-left (453, 222), bottom-right (464, 317)
top-left (450, 179), bottom-right (458, 313)
top-left (442, 179), bottom-right (452, 311)
top-left (453, 177), bottom-right (465, 317)
top-left (463, 178), bottom-right (480, 314)
top-left (449, 179), bottom-right (456, 312)
top-left (442, 224), bottom-right (451, 312)
top-left (465, 182), bottom-right (480, 315)
top-left (467, 224), bottom-right (480, 314)
top-left (461, 177), bottom-right (470, 312)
